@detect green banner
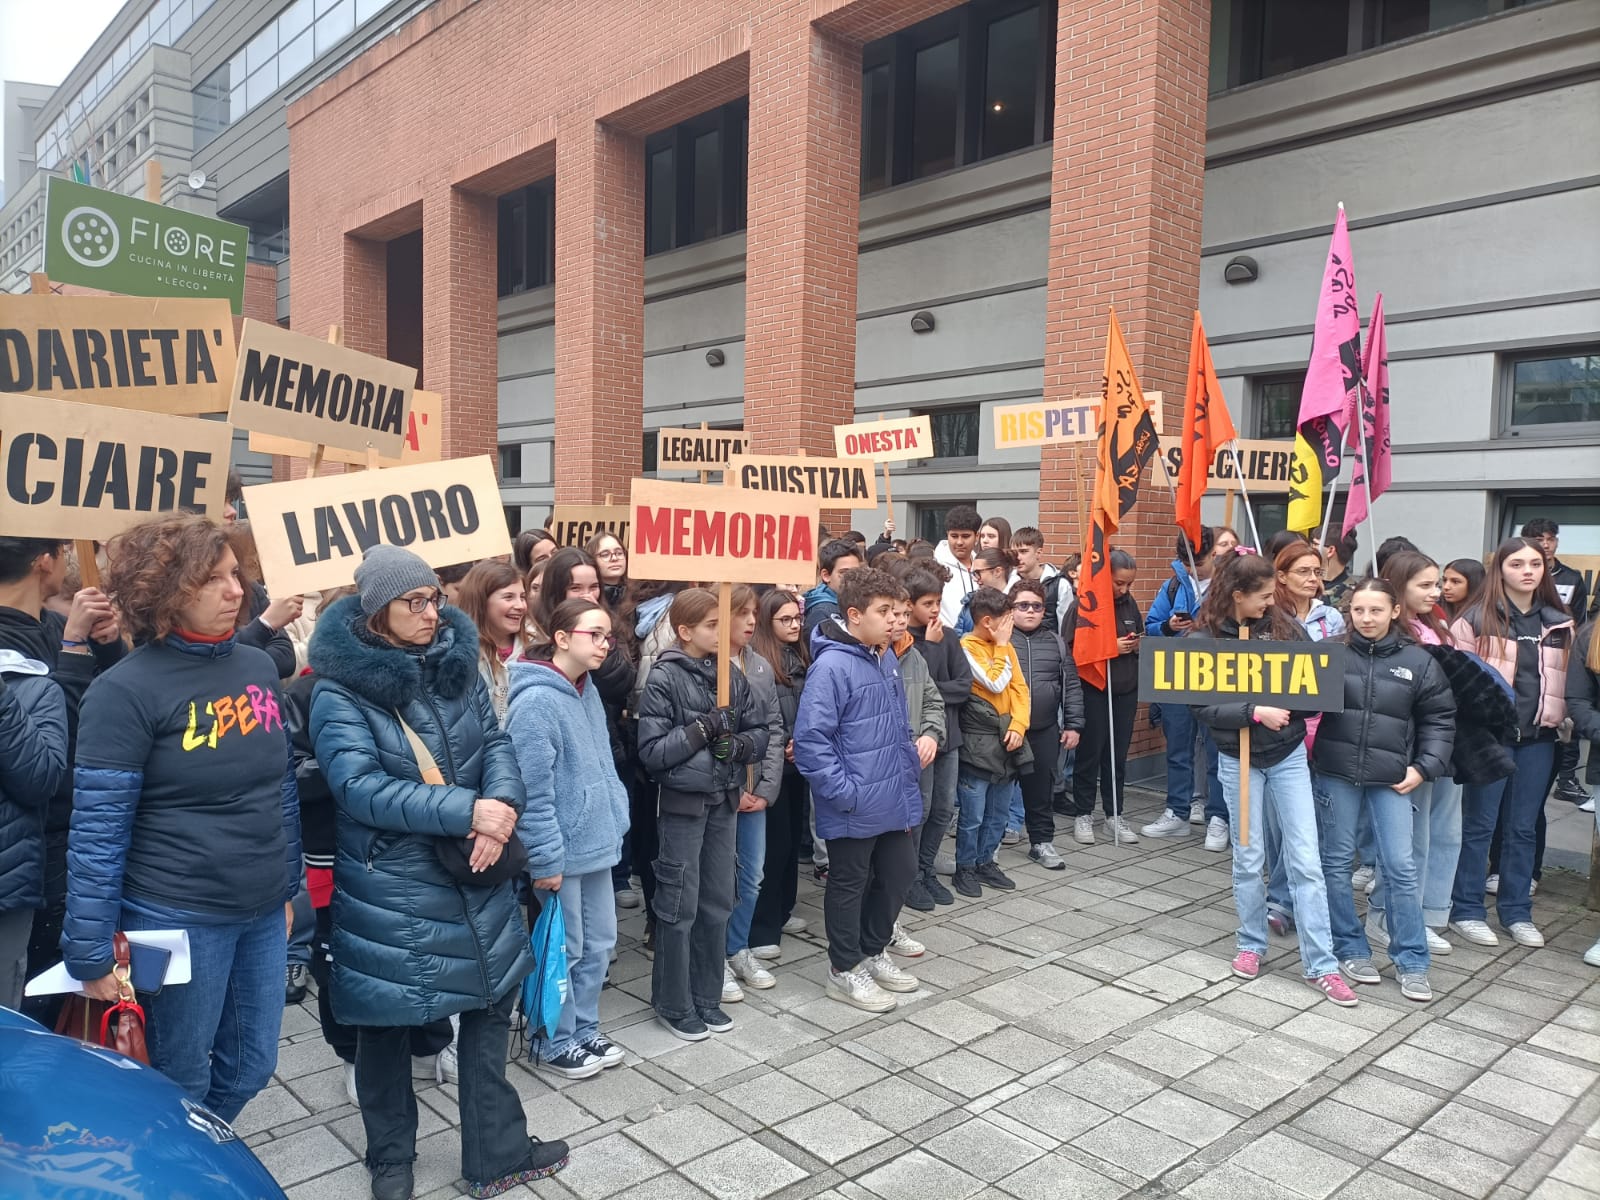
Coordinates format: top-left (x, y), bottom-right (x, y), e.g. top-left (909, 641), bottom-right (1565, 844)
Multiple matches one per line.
top-left (43, 177), bottom-right (248, 314)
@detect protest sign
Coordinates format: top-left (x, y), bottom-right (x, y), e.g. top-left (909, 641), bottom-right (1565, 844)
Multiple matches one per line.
top-left (655, 427), bottom-right (750, 472)
top-left (832, 415), bottom-right (933, 463)
top-left (992, 394), bottom-right (1165, 450)
top-left (724, 453), bottom-right (878, 509)
top-left (247, 391), bottom-right (443, 467)
top-left (243, 455), bottom-right (509, 596)
top-left (629, 478), bottom-right (819, 588)
top-left (550, 505), bottom-right (631, 548)
top-left (0, 391), bottom-right (231, 540)
top-left (1160, 438), bottom-right (1295, 494)
top-left (228, 320), bottom-right (416, 458)
top-left (44, 177), bottom-right (248, 312)
top-left (1138, 636), bottom-right (1346, 710)
top-left (0, 294), bottom-right (235, 414)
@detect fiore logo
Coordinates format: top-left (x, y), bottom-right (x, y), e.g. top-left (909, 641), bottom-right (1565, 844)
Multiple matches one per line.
top-left (61, 205), bottom-right (119, 268)
top-left (58, 206), bottom-right (240, 271)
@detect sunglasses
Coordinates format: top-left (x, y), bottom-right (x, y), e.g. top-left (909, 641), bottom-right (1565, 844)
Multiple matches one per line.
top-left (400, 591), bottom-right (444, 614)
top-left (1013, 601), bottom-right (1044, 612)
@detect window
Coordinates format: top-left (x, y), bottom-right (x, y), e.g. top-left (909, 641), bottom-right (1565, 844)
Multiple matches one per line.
top-left (193, 62), bottom-right (230, 147)
top-left (1382, 0), bottom-right (1494, 43)
top-left (861, 63), bottom-right (892, 191)
top-left (496, 178), bottom-right (554, 297)
top-left (981, 6), bottom-right (1040, 157)
top-left (1253, 374), bottom-right (1304, 439)
top-left (917, 503), bottom-right (976, 545)
top-left (1503, 349), bottom-right (1600, 429)
top-left (642, 432), bottom-right (659, 474)
top-left (920, 406), bottom-right (980, 460)
top-left (911, 38), bottom-right (960, 178)
top-left (643, 100), bottom-right (748, 256)
top-left (498, 444), bottom-right (523, 480)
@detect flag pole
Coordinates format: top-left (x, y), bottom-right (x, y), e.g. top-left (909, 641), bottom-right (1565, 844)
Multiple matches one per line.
top-left (1314, 422), bottom-right (1353, 551)
top-left (1152, 447), bottom-right (1202, 584)
top-left (1355, 384), bottom-right (1381, 573)
top-left (1225, 441), bottom-right (1264, 553)
top-left (1105, 680), bottom-right (1122, 851)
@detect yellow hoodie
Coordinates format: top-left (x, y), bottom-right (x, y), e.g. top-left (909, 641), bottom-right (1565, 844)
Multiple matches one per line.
top-left (960, 634), bottom-right (1030, 738)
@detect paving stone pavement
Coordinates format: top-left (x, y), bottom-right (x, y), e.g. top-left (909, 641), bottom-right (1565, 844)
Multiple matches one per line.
top-left (246, 788), bottom-right (1600, 1199)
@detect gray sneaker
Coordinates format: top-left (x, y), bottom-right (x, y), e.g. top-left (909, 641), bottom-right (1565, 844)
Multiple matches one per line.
top-left (1399, 971), bottom-right (1433, 1002)
top-left (1001, 828), bottom-right (1023, 846)
top-left (1340, 957), bottom-right (1381, 985)
top-left (1028, 842), bottom-right (1066, 870)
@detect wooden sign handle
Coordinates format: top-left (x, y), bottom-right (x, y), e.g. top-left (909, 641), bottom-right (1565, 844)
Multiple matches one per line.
top-left (144, 161), bottom-right (162, 204)
top-left (32, 271), bottom-right (102, 584)
top-left (1238, 624), bottom-right (1251, 849)
top-left (715, 580), bottom-right (732, 708)
top-left (877, 414), bottom-right (894, 519)
top-left (1225, 490), bottom-right (1237, 530)
top-left (305, 325), bottom-right (346, 480)
top-left (699, 421), bottom-right (710, 486)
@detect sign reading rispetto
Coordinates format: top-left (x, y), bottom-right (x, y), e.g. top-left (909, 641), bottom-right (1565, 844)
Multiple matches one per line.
top-left (0, 295), bottom-right (235, 414)
top-left (1137, 636), bottom-right (1346, 710)
top-left (629, 478), bottom-right (818, 587)
top-left (0, 391), bottom-right (231, 540)
top-left (44, 178), bottom-right (248, 313)
top-left (992, 394), bottom-right (1165, 450)
top-left (724, 454), bottom-right (879, 509)
top-left (550, 505), bottom-right (630, 548)
top-left (228, 321), bottom-right (416, 459)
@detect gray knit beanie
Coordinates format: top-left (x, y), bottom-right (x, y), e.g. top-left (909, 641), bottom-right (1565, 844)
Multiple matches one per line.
top-left (354, 545), bottom-right (440, 616)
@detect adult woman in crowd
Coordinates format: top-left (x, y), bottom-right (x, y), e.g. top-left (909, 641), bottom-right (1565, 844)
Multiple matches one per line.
top-left (1212, 527), bottom-right (1241, 562)
top-left (63, 513), bottom-right (301, 1120)
top-left (506, 598), bottom-right (631, 1080)
top-left (455, 560), bottom-right (531, 724)
top-left (1441, 558), bottom-right (1486, 622)
top-left (1313, 577), bottom-right (1455, 1002)
top-left (955, 547), bottom-right (1015, 636)
top-left (1193, 552), bottom-right (1356, 1006)
top-left (309, 545), bottom-right (566, 1199)
top-left (1448, 538), bottom-right (1573, 949)
top-left (1566, 609), bottom-right (1600, 966)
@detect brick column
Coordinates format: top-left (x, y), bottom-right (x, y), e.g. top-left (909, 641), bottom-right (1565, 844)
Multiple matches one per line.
top-left (422, 185), bottom-right (498, 462)
top-left (553, 112), bottom-right (644, 503)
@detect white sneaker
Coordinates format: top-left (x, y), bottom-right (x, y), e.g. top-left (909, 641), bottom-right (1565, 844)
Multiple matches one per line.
top-left (1484, 874), bottom-right (1499, 895)
top-left (1585, 938), bottom-right (1600, 967)
top-left (1425, 928), bottom-right (1451, 956)
top-left (1001, 828), bottom-right (1023, 846)
top-left (1106, 816), bottom-right (1139, 844)
top-left (1204, 816), bottom-right (1229, 852)
top-left (1449, 919), bottom-right (1499, 947)
top-left (1189, 800), bottom-right (1206, 825)
top-left (1364, 912), bottom-right (1390, 950)
top-left (1365, 873), bottom-right (1378, 896)
top-left (866, 951), bottom-right (919, 993)
top-left (411, 1054), bottom-right (438, 1081)
top-left (751, 944), bottom-right (782, 962)
top-left (1073, 815), bottom-right (1095, 845)
top-left (1351, 866), bottom-right (1374, 892)
top-left (729, 949), bottom-right (776, 989)
top-left (887, 923), bottom-right (925, 958)
top-left (1028, 842), bottom-right (1066, 870)
top-left (781, 916), bottom-right (809, 935)
top-left (1507, 922), bottom-right (1544, 948)
top-left (436, 1043), bottom-right (458, 1085)
top-left (934, 853), bottom-right (956, 876)
top-left (343, 1062), bottom-right (359, 1106)
top-left (1530, 879), bottom-right (1539, 897)
top-left (1581, 797), bottom-right (1596, 814)
top-left (722, 961), bottom-right (745, 1003)
top-left (615, 887), bottom-right (641, 910)
top-left (1141, 811), bottom-right (1190, 839)
top-left (828, 964), bottom-right (897, 1012)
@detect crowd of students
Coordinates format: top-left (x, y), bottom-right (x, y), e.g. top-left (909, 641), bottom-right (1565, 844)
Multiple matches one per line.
top-left (0, 479), bottom-right (1595, 1200)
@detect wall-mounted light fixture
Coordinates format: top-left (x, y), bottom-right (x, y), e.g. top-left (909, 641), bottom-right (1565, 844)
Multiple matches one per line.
top-left (705, 348), bottom-right (726, 367)
top-left (910, 310), bottom-right (936, 333)
top-left (1224, 255), bottom-right (1259, 284)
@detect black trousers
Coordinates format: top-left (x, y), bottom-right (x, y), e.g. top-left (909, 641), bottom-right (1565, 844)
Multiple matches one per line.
top-left (627, 765), bottom-right (662, 905)
top-left (1020, 725), bottom-right (1061, 845)
top-left (20, 828), bottom-right (68, 1027)
top-left (311, 905), bottom-right (451, 1064)
top-left (749, 771), bottom-right (807, 948)
top-left (822, 830), bottom-right (917, 973)
top-left (1073, 685), bottom-right (1137, 818)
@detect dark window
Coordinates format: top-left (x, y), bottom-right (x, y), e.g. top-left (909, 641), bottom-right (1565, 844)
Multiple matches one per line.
top-left (646, 147), bottom-right (676, 255)
top-left (690, 129), bottom-right (722, 243)
top-left (1504, 349), bottom-right (1600, 429)
top-left (644, 99), bottom-right (748, 257)
top-left (912, 37), bottom-right (961, 178)
top-left (498, 444), bottom-right (523, 480)
top-left (862, 62), bottom-right (892, 192)
top-left (496, 178), bottom-right (554, 297)
top-left (642, 431), bottom-right (659, 474)
top-left (921, 406), bottom-right (981, 459)
top-left (917, 503), bottom-right (977, 545)
top-left (1253, 374), bottom-right (1304, 439)
top-left (1381, 0), bottom-right (1494, 43)
top-left (981, 6), bottom-right (1039, 158)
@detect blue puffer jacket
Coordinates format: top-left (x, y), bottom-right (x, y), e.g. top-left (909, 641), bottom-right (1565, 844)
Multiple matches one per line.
top-left (505, 659), bottom-right (629, 879)
top-left (794, 620), bottom-right (923, 839)
top-left (0, 652), bottom-right (68, 913)
top-left (308, 597), bottom-right (532, 1028)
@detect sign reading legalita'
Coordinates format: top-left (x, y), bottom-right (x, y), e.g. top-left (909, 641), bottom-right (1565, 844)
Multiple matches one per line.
top-left (724, 453), bottom-right (879, 509)
top-left (228, 321), bottom-right (416, 459)
top-left (243, 455), bottom-right (510, 596)
top-left (832, 415), bottom-right (933, 463)
top-left (655, 427), bottom-right (750, 471)
top-left (549, 505), bottom-right (630, 549)
top-left (629, 478), bottom-right (819, 588)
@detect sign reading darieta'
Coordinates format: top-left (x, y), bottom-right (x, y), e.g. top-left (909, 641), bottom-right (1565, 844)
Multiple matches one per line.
top-left (629, 478), bottom-right (819, 588)
top-left (228, 320), bottom-right (416, 459)
top-left (44, 177), bottom-right (249, 314)
top-left (1138, 636), bottom-right (1346, 710)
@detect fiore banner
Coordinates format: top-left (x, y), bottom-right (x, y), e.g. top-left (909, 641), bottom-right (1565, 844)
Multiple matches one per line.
top-left (1138, 637), bottom-right (1347, 710)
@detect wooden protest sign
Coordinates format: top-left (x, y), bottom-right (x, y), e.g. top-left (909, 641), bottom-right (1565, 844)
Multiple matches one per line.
top-left (992, 394), bottom-right (1165, 450)
top-left (724, 453), bottom-right (879, 509)
top-left (228, 319), bottom-right (416, 459)
top-left (550, 505), bottom-right (630, 549)
top-left (629, 478), bottom-right (819, 588)
top-left (832, 414), bottom-right (933, 463)
top-left (242, 455), bottom-right (509, 596)
top-left (0, 294), bottom-right (236, 414)
top-left (248, 390), bottom-right (443, 468)
top-left (655, 427), bottom-right (749, 473)
top-left (0, 391), bottom-right (231, 540)
top-left (1159, 437), bottom-right (1295, 494)
top-left (1138, 636), bottom-right (1346, 710)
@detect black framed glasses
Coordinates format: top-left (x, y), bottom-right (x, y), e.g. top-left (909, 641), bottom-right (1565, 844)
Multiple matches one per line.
top-left (594, 547), bottom-right (627, 560)
top-left (401, 591), bottom-right (444, 614)
top-left (569, 628), bottom-right (614, 646)
top-left (775, 614), bottom-right (802, 626)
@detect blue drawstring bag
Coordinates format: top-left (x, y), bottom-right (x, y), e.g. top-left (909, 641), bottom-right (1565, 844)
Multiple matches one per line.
top-left (522, 893), bottom-right (569, 1041)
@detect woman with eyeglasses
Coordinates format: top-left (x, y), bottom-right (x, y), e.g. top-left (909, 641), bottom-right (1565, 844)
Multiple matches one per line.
top-left (309, 546), bottom-right (567, 1198)
top-left (954, 548), bottom-right (1014, 636)
top-left (584, 533), bottom-right (630, 613)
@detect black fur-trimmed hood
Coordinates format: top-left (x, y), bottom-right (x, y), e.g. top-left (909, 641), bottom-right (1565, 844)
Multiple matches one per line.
top-left (308, 594), bottom-right (480, 709)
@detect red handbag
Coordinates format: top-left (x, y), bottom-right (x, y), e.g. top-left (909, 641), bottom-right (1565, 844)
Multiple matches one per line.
top-left (54, 932), bottom-right (151, 1064)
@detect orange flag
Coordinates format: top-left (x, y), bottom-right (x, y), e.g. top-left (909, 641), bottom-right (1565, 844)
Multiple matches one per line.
top-left (1176, 311), bottom-right (1238, 546)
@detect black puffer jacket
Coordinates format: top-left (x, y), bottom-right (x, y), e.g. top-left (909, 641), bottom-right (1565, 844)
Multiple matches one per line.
top-left (910, 624), bottom-right (967, 751)
top-left (1312, 631), bottom-right (1456, 786)
top-left (957, 694), bottom-right (1035, 782)
top-left (772, 643), bottom-right (808, 773)
top-left (637, 649), bottom-right (768, 815)
top-left (1194, 615), bottom-right (1313, 768)
top-left (1567, 625), bottom-right (1599, 743)
top-left (0, 658), bottom-right (68, 912)
top-left (1013, 624), bottom-right (1085, 734)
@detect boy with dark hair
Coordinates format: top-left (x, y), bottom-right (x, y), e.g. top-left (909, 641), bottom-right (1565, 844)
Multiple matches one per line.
top-left (1318, 530), bottom-right (1359, 610)
top-left (795, 568), bottom-right (927, 1013)
top-left (935, 505), bottom-right (983, 628)
top-left (902, 565), bottom-right (967, 909)
top-left (1012, 527), bottom-right (1064, 630)
top-left (803, 539), bottom-right (863, 638)
top-left (952, 587), bottom-right (1031, 897)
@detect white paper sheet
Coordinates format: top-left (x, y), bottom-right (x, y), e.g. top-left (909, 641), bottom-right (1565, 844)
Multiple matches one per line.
top-left (24, 929), bottom-right (192, 997)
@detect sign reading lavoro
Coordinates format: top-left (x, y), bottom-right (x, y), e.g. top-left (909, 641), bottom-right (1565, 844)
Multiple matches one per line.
top-left (655, 427), bottom-right (750, 472)
top-left (724, 454), bottom-right (879, 509)
top-left (992, 394), bottom-right (1165, 450)
top-left (832, 415), bottom-right (934, 463)
top-left (43, 178), bottom-right (249, 314)
top-left (242, 455), bottom-right (510, 596)
top-left (228, 321), bottom-right (416, 459)
top-left (629, 478), bottom-right (819, 588)
top-left (0, 391), bottom-right (231, 540)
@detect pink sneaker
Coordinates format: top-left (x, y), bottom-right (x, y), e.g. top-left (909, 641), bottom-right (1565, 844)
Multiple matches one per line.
top-left (1231, 951), bottom-right (1261, 980)
top-left (1312, 973), bottom-right (1359, 1007)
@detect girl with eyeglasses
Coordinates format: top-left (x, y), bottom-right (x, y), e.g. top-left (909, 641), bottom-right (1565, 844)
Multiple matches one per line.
top-left (954, 548), bottom-right (1014, 636)
top-left (584, 533), bottom-right (630, 613)
top-left (505, 599), bottom-right (632, 1081)
top-left (455, 561), bottom-right (531, 725)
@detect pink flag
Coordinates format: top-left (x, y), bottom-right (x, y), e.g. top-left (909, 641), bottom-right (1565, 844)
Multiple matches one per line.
top-left (1344, 293), bottom-right (1392, 536)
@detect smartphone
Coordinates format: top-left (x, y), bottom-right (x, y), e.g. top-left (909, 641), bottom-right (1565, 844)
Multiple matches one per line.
top-left (1171, 609), bottom-right (1189, 619)
top-left (128, 943), bottom-right (172, 995)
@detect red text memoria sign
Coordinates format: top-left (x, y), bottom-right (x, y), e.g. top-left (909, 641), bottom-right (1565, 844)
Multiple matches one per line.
top-left (629, 478), bottom-right (819, 588)
top-left (832, 415), bottom-right (933, 463)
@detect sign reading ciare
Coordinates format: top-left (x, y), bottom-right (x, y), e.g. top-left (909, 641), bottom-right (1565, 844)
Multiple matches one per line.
top-left (550, 505), bottom-right (630, 548)
top-left (725, 453), bottom-right (879, 509)
top-left (0, 294), bottom-right (235, 414)
top-left (832, 415), bottom-right (933, 463)
top-left (1160, 438), bottom-right (1294, 494)
top-left (228, 321), bottom-right (416, 459)
top-left (247, 391), bottom-right (443, 468)
top-left (1138, 636), bottom-right (1346, 710)
top-left (655, 427), bottom-right (749, 471)
top-left (0, 391), bottom-right (231, 540)
top-left (993, 394), bottom-right (1165, 450)
top-left (629, 478), bottom-right (819, 588)
top-left (243, 455), bottom-right (510, 596)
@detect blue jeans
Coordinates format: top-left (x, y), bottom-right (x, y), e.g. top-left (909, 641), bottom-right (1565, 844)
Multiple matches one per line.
top-left (1371, 776), bottom-right (1461, 928)
top-left (1218, 746), bottom-right (1337, 977)
top-left (1265, 763), bottom-right (1318, 924)
top-left (1452, 739), bottom-right (1556, 928)
top-left (955, 772), bottom-right (1011, 868)
top-left (121, 899), bottom-right (286, 1122)
top-left (1315, 777), bottom-right (1429, 974)
top-left (725, 808), bottom-right (767, 956)
top-left (546, 869), bottom-right (618, 1061)
top-left (1163, 703), bottom-right (1223, 820)
top-left (1007, 782), bottom-right (1025, 833)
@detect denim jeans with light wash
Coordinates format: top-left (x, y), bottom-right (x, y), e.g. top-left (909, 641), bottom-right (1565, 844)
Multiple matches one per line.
top-left (1265, 763), bottom-right (1319, 925)
top-left (1452, 739), bottom-right (1556, 929)
top-left (1163, 703), bottom-right (1224, 821)
top-left (1370, 776), bottom-right (1462, 929)
top-left (120, 898), bottom-right (286, 1122)
top-left (543, 868), bottom-right (618, 1061)
top-left (955, 772), bottom-right (1011, 868)
top-left (725, 808), bottom-right (767, 956)
top-left (1314, 777), bottom-right (1429, 974)
top-left (1217, 746), bottom-right (1337, 977)
top-left (652, 800), bottom-right (737, 1023)
top-left (1007, 782), bottom-right (1025, 834)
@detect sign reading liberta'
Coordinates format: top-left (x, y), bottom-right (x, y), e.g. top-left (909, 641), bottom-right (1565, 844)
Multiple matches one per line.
top-left (725, 454), bottom-right (879, 509)
top-left (228, 321), bottom-right (415, 459)
top-left (832, 415), bottom-right (933, 463)
top-left (1138, 636), bottom-right (1346, 710)
top-left (629, 478), bottom-right (818, 587)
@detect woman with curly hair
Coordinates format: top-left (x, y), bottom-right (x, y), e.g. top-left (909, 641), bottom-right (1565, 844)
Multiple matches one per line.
top-left (62, 513), bottom-right (302, 1121)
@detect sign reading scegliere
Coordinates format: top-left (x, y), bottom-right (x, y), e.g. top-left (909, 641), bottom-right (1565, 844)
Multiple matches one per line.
top-left (1137, 637), bottom-right (1346, 711)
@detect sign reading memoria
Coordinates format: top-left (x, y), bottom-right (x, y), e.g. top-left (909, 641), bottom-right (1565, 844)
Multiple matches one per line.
top-left (0, 294), bottom-right (236, 414)
top-left (1160, 438), bottom-right (1295, 494)
top-left (242, 456), bottom-right (510, 596)
top-left (247, 391), bottom-right (443, 467)
top-left (1138, 636), bottom-right (1346, 710)
top-left (724, 453), bottom-right (879, 509)
top-left (228, 321), bottom-right (416, 459)
top-left (44, 177), bottom-right (249, 313)
top-left (655, 427), bottom-right (750, 472)
top-left (629, 478), bottom-right (819, 588)
top-left (0, 391), bottom-right (231, 540)
top-left (832, 415), bottom-right (933, 463)
top-left (992, 394), bottom-right (1165, 450)
top-left (549, 505), bottom-right (630, 549)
